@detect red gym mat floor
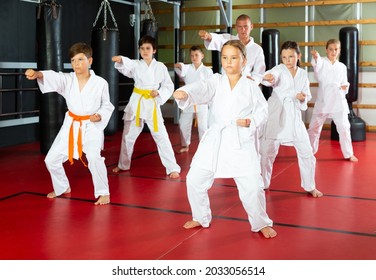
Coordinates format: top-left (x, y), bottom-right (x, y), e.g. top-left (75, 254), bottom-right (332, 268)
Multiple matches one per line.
top-left (0, 123), bottom-right (375, 260)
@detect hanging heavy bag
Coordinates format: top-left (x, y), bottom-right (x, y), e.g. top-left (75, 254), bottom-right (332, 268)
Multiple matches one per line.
top-left (36, 0), bottom-right (65, 154)
top-left (262, 29), bottom-right (280, 100)
top-left (91, 0), bottom-right (120, 135)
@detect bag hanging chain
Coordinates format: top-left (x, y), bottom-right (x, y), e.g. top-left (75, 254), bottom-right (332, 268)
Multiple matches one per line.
top-left (92, 0), bottom-right (118, 30)
top-left (37, 0), bottom-right (61, 20)
top-left (144, 0), bottom-right (155, 21)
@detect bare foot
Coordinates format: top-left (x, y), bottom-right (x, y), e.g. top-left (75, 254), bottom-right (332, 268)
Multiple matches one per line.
top-left (260, 226), bottom-right (277, 238)
top-left (309, 189), bottom-right (323, 198)
top-left (348, 155), bottom-right (358, 162)
top-left (183, 220), bottom-right (201, 229)
top-left (47, 187), bottom-right (71, 198)
top-left (112, 166), bottom-right (127, 173)
top-left (94, 195), bottom-right (110, 205)
top-left (169, 172), bottom-right (180, 179)
top-left (178, 146), bottom-right (189, 153)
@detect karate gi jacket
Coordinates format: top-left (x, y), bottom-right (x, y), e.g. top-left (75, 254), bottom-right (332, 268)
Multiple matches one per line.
top-left (311, 56), bottom-right (350, 115)
top-left (115, 57), bottom-right (173, 123)
top-left (262, 64), bottom-right (311, 144)
top-left (38, 70), bottom-right (114, 159)
top-left (174, 62), bottom-right (213, 113)
top-left (176, 74), bottom-right (268, 178)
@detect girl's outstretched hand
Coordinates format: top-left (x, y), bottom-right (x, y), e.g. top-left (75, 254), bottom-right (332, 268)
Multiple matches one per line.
top-left (173, 90), bottom-right (188, 101)
top-left (263, 73), bottom-right (275, 83)
top-left (112, 56), bottom-right (122, 63)
top-left (311, 49), bottom-right (319, 60)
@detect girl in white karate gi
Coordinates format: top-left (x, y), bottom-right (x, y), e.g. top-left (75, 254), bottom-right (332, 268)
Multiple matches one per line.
top-left (174, 45), bottom-right (213, 153)
top-left (25, 42), bottom-right (115, 205)
top-left (174, 40), bottom-right (277, 239)
top-left (112, 36), bottom-right (181, 179)
top-left (261, 41), bottom-right (323, 198)
top-left (308, 39), bottom-right (358, 162)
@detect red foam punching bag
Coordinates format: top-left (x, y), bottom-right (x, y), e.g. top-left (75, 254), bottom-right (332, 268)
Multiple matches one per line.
top-left (36, 0), bottom-right (65, 154)
top-left (91, 1), bottom-right (120, 135)
top-left (262, 29), bottom-right (280, 100)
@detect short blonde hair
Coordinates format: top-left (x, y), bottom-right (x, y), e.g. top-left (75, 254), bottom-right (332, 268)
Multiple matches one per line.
top-left (326, 39), bottom-right (341, 49)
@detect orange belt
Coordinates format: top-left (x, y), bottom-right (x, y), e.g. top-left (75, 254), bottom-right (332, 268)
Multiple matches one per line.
top-left (68, 111), bottom-right (90, 167)
top-left (193, 105), bottom-right (198, 127)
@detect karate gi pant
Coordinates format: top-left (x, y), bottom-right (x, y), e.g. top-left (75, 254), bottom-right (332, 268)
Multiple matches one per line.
top-left (308, 112), bottom-right (354, 158)
top-left (179, 109), bottom-right (208, 147)
top-left (45, 128), bottom-right (110, 198)
top-left (118, 118), bottom-right (181, 175)
top-left (186, 165), bottom-right (273, 232)
top-left (260, 136), bottom-right (316, 192)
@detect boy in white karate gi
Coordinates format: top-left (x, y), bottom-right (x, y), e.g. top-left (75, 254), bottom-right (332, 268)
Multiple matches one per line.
top-left (308, 39), bottom-right (358, 162)
top-left (25, 42), bottom-right (115, 205)
top-left (112, 35), bottom-right (181, 178)
top-left (198, 14), bottom-right (265, 84)
top-left (174, 40), bottom-right (277, 239)
top-left (261, 41), bottom-right (323, 198)
top-left (174, 45), bottom-right (213, 153)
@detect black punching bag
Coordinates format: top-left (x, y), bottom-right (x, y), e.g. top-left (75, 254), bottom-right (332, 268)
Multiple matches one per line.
top-left (36, 0), bottom-right (65, 154)
top-left (91, 1), bottom-right (120, 135)
top-left (262, 29), bottom-right (280, 100)
top-left (141, 19), bottom-right (158, 40)
top-left (331, 27), bottom-right (366, 141)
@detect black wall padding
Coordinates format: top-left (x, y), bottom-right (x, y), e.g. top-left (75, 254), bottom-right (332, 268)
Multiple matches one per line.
top-left (36, 0), bottom-right (65, 154)
top-left (339, 27), bottom-right (359, 104)
top-left (262, 29), bottom-right (280, 100)
top-left (91, 28), bottom-right (119, 135)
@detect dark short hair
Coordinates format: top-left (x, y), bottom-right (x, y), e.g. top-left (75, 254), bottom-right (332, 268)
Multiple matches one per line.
top-left (236, 14), bottom-right (251, 24)
top-left (69, 42), bottom-right (92, 59)
top-left (138, 35), bottom-right (157, 50)
top-left (280, 40), bottom-right (301, 67)
top-left (190, 45), bottom-right (204, 54)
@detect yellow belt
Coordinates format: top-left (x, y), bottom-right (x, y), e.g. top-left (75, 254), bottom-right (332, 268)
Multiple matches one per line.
top-left (133, 87), bottom-right (158, 132)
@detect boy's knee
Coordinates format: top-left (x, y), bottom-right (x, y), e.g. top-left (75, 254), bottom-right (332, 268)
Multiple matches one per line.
top-left (85, 152), bottom-right (103, 163)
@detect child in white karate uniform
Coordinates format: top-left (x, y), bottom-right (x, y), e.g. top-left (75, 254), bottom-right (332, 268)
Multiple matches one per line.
top-left (174, 45), bottom-right (213, 153)
top-left (112, 35), bottom-right (181, 178)
top-left (174, 40), bottom-right (276, 239)
top-left (308, 39), bottom-right (358, 162)
top-left (261, 41), bottom-right (323, 198)
top-left (25, 42), bottom-right (115, 205)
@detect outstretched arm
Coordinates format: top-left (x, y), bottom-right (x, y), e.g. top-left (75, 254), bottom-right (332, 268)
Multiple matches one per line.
top-left (112, 55), bottom-right (122, 63)
top-left (173, 90), bottom-right (188, 101)
top-left (25, 69), bottom-right (43, 80)
top-left (310, 49), bottom-right (319, 63)
top-left (198, 30), bottom-right (212, 41)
